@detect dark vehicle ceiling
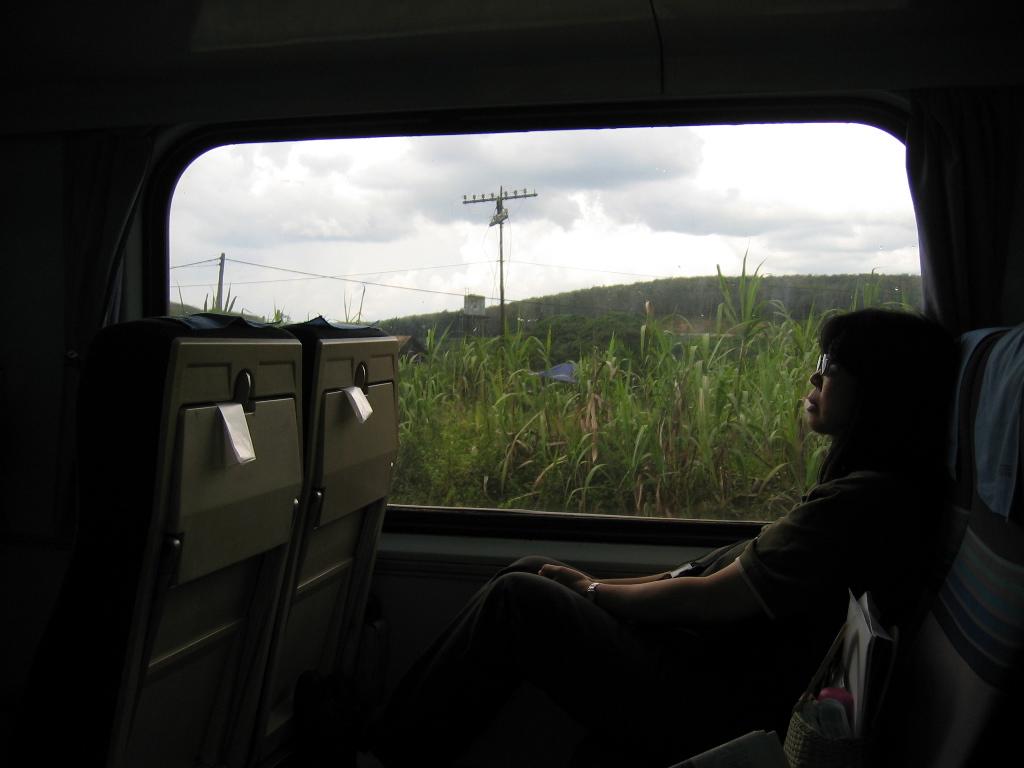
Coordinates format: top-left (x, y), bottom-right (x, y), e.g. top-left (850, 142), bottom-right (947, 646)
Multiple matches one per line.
top-left (4, 1), bottom-right (1021, 136)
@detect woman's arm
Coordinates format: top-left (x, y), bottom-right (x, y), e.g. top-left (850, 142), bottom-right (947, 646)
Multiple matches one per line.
top-left (535, 564), bottom-right (671, 585)
top-left (539, 560), bottom-right (763, 626)
top-left (594, 572), bottom-right (672, 585)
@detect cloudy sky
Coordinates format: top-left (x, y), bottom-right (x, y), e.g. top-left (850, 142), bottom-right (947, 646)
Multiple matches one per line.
top-left (169, 123), bottom-right (919, 323)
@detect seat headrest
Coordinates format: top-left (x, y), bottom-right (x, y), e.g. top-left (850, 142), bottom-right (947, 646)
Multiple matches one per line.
top-left (974, 325), bottom-right (1024, 520)
top-left (948, 327), bottom-right (1011, 478)
top-left (167, 312), bottom-right (293, 335)
top-left (283, 315), bottom-right (389, 341)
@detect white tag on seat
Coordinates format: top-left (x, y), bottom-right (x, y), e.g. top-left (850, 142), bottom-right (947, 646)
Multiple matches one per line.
top-left (343, 386), bottom-right (373, 424)
top-left (218, 402), bottom-right (256, 464)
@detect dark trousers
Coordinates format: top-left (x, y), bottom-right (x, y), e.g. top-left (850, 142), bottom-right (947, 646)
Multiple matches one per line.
top-left (372, 556), bottom-right (796, 767)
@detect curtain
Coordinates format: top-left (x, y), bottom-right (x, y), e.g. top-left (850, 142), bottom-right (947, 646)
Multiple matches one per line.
top-left (906, 87), bottom-right (1024, 335)
top-left (53, 130), bottom-right (154, 540)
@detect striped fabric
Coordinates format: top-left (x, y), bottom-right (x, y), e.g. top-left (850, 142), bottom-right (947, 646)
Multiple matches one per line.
top-left (933, 525), bottom-right (1024, 690)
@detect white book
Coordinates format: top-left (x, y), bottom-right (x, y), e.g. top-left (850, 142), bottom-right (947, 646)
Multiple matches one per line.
top-left (678, 730), bottom-right (788, 768)
top-left (840, 590), bottom-right (897, 737)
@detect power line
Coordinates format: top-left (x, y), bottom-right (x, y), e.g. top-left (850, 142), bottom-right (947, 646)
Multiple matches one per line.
top-left (173, 260), bottom-right (494, 289)
top-left (173, 276), bottom-right (317, 289)
top-left (221, 257), bottom-right (485, 300)
top-left (170, 257), bottom-right (222, 270)
top-left (185, 253), bottom-right (619, 315)
top-left (228, 258), bottom-right (494, 279)
top-left (173, 260), bottom-right (493, 288)
top-left (174, 257), bottom-right (492, 280)
top-left (194, 253), bottom-right (720, 287)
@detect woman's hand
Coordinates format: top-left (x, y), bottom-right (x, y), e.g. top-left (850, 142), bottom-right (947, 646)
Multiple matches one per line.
top-left (538, 563), bottom-right (592, 596)
top-left (542, 560), bottom-right (764, 625)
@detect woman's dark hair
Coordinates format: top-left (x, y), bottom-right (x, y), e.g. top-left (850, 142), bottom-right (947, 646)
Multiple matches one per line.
top-left (817, 308), bottom-right (956, 482)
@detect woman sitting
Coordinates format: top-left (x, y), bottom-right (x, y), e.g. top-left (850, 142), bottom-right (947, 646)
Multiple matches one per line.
top-left (372, 308), bottom-right (956, 767)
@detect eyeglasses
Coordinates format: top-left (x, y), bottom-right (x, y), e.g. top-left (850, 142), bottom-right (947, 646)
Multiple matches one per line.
top-left (815, 353), bottom-right (837, 378)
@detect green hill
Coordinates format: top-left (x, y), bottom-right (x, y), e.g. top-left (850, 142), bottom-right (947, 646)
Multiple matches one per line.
top-left (377, 272), bottom-right (920, 358)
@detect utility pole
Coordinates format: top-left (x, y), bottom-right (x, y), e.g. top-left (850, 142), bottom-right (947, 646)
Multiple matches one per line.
top-left (215, 252), bottom-right (226, 311)
top-left (462, 186), bottom-right (538, 335)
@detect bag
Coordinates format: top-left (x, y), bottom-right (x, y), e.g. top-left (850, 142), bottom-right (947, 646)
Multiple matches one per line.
top-left (783, 591), bottom-right (898, 768)
top-left (783, 626), bottom-right (865, 767)
top-left (784, 697), bottom-right (865, 768)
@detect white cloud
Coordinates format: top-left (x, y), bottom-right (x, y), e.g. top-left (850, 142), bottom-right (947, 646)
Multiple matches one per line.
top-left (169, 123), bottom-right (919, 322)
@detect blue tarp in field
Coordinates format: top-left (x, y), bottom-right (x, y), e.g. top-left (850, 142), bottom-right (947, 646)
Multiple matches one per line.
top-left (534, 361), bottom-right (577, 384)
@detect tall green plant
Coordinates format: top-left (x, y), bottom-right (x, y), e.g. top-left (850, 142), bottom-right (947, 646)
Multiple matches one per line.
top-left (392, 274), bottom-right (907, 520)
top-left (715, 249), bottom-right (766, 334)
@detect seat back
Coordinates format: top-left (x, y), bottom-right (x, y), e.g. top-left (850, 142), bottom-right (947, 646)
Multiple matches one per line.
top-left (18, 315), bottom-right (304, 768)
top-left (252, 317), bottom-right (399, 762)
top-left (888, 325), bottom-right (1024, 766)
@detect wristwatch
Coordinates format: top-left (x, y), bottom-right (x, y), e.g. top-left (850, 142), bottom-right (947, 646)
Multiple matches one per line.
top-left (585, 581), bottom-right (600, 602)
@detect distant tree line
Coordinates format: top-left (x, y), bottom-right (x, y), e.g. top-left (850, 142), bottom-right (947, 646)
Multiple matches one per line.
top-left (377, 273), bottom-right (921, 359)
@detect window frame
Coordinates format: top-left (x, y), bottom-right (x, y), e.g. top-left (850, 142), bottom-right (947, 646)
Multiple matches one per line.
top-left (145, 94), bottom-right (912, 534)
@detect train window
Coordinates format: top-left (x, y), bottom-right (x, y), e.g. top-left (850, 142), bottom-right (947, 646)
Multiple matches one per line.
top-left (169, 123), bottom-right (918, 521)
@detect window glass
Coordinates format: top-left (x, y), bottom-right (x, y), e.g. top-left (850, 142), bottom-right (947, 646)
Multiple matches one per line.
top-left (170, 123), bottom-right (919, 521)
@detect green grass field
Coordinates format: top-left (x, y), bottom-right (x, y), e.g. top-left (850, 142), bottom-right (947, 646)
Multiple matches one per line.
top-left (390, 268), bottom-right (912, 521)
